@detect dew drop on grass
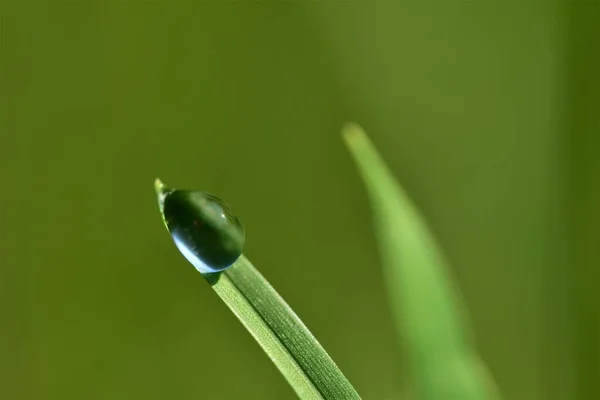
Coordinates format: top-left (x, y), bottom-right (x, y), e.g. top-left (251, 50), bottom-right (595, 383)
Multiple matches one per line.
top-left (154, 178), bottom-right (245, 273)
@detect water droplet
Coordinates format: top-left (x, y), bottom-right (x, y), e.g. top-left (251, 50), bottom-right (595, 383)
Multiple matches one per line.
top-left (154, 178), bottom-right (245, 273)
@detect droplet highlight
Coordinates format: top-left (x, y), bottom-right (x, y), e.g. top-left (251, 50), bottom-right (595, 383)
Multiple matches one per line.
top-left (154, 179), bottom-right (245, 273)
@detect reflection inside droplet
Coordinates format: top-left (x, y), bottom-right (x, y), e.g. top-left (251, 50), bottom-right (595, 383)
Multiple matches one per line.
top-left (172, 235), bottom-right (215, 274)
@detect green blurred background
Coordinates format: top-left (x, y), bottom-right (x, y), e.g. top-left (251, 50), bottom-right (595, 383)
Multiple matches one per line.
top-left (1, 1), bottom-right (598, 399)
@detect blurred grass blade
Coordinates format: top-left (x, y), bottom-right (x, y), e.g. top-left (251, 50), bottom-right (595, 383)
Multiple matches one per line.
top-left (206, 257), bottom-right (360, 400)
top-left (342, 123), bottom-right (500, 400)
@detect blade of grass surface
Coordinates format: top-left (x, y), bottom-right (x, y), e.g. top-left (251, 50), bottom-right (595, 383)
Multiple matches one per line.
top-left (208, 256), bottom-right (360, 400)
top-left (154, 180), bottom-right (360, 400)
top-left (342, 123), bottom-right (500, 400)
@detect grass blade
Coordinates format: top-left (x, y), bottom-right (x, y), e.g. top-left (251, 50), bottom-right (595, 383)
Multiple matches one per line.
top-left (342, 123), bottom-right (500, 400)
top-left (154, 180), bottom-right (360, 400)
top-left (208, 257), bottom-right (360, 400)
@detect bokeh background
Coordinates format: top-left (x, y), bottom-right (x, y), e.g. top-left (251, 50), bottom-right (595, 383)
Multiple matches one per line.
top-left (1, 1), bottom-right (598, 399)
